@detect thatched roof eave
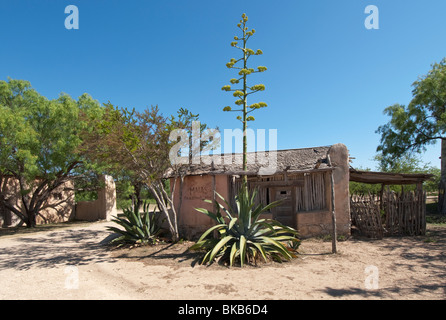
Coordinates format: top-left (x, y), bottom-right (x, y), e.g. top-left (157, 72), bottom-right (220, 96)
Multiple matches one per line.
top-left (165, 146), bottom-right (333, 178)
top-left (349, 169), bottom-right (434, 185)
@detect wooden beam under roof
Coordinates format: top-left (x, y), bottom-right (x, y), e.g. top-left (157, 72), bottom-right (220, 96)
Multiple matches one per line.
top-left (349, 169), bottom-right (433, 185)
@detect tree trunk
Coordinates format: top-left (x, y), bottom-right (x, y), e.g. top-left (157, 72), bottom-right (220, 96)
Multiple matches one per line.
top-left (26, 210), bottom-right (37, 228)
top-left (133, 182), bottom-right (142, 213)
top-left (438, 138), bottom-right (446, 215)
top-left (147, 181), bottom-right (179, 242)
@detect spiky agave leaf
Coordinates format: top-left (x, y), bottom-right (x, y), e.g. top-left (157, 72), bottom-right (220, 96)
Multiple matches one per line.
top-left (192, 187), bottom-right (300, 267)
top-left (107, 201), bottom-right (163, 245)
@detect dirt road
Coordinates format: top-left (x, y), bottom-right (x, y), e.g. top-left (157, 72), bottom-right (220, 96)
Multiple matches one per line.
top-left (0, 221), bottom-right (445, 300)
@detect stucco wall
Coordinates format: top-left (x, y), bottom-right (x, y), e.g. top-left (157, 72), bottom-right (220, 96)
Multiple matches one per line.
top-left (0, 178), bottom-right (75, 227)
top-left (329, 143), bottom-right (351, 236)
top-left (171, 175), bottom-right (229, 239)
top-left (75, 175), bottom-right (116, 222)
top-left (1, 175), bottom-right (117, 227)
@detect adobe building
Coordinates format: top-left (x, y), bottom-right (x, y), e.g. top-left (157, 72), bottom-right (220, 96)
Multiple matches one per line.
top-left (0, 175), bottom-right (116, 227)
top-left (0, 177), bottom-right (75, 227)
top-left (169, 143), bottom-right (351, 239)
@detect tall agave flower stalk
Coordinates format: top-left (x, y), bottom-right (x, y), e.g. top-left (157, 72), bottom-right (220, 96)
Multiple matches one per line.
top-left (221, 13), bottom-right (268, 189)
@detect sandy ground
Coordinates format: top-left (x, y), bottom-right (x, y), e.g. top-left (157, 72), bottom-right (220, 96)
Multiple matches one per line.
top-left (0, 221), bottom-right (444, 300)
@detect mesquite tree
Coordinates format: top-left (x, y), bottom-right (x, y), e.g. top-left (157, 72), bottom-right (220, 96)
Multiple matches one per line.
top-left (0, 79), bottom-right (103, 227)
top-left (376, 58), bottom-right (446, 214)
top-left (82, 104), bottom-right (179, 240)
top-left (221, 13), bottom-right (268, 187)
top-left (83, 104), bottom-right (209, 242)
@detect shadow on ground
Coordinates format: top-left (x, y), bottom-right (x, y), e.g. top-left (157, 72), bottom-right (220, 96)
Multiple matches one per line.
top-left (0, 227), bottom-right (116, 270)
top-left (112, 242), bottom-right (203, 268)
top-left (320, 226), bottom-right (446, 299)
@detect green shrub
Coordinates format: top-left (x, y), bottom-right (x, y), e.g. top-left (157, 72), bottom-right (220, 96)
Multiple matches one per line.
top-left (107, 202), bottom-right (163, 245)
top-left (190, 188), bottom-right (300, 267)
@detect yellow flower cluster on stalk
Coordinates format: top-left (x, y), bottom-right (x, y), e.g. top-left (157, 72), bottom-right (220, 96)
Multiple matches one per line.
top-left (221, 13), bottom-right (268, 125)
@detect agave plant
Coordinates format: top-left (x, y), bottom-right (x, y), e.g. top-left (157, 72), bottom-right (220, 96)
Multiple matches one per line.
top-left (190, 187), bottom-right (300, 267)
top-left (107, 201), bottom-right (164, 245)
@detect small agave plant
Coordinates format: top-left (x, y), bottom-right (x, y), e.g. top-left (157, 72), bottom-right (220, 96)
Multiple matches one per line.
top-left (190, 187), bottom-right (300, 267)
top-left (107, 201), bottom-right (164, 246)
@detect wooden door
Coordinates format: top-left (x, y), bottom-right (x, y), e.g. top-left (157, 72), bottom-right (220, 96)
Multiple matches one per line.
top-left (271, 187), bottom-right (295, 228)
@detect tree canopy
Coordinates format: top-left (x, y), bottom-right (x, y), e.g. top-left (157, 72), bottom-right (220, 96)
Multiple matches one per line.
top-left (376, 58), bottom-right (446, 161)
top-left (0, 78), bottom-right (103, 227)
top-left (376, 58), bottom-right (446, 212)
top-left (82, 103), bottom-right (208, 241)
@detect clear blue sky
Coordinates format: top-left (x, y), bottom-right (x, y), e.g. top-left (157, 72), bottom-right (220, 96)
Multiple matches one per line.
top-left (1, 0), bottom-right (445, 170)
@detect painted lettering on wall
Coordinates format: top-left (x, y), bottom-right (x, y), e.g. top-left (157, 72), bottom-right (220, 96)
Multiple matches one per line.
top-left (184, 184), bottom-right (212, 201)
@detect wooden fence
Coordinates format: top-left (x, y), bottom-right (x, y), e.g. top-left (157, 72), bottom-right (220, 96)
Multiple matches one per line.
top-left (383, 190), bottom-right (426, 236)
top-left (350, 189), bottom-right (426, 238)
top-left (350, 194), bottom-right (384, 239)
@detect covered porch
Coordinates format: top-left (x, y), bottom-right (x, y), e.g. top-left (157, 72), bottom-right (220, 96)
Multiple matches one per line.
top-left (349, 169), bottom-right (433, 238)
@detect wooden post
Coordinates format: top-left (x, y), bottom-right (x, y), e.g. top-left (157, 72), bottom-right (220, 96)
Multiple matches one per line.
top-left (303, 173), bottom-right (310, 212)
top-left (379, 183), bottom-right (385, 211)
top-left (327, 155), bottom-right (337, 254)
top-left (417, 182), bottom-right (425, 235)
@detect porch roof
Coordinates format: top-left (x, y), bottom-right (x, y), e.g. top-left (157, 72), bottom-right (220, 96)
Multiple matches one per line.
top-left (349, 168), bottom-right (433, 185)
